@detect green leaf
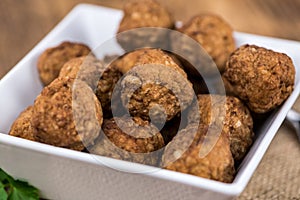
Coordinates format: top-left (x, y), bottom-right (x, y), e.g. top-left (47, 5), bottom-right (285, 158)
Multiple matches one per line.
top-left (8, 179), bottom-right (39, 200)
top-left (0, 182), bottom-right (8, 200)
top-left (0, 169), bottom-right (39, 200)
top-left (0, 188), bottom-right (8, 200)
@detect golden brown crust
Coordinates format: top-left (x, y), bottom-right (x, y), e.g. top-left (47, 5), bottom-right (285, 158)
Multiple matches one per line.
top-left (135, 49), bottom-right (187, 77)
top-left (59, 56), bottom-right (103, 89)
top-left (37, 41), bottom-right (91, 85)
top-left (174, 14), bottom-right (235, 72)
top-left (223, 44), bottom-right (295, 113)
top-left (120, 49), bottom-right (194, 122)
top-left (117, 0), bottom-right (174, 50)
top-left (128, 83), bottom-right (180, 122)
top-left (188, 95), bottom-right (254, 161)
top-left (32, 77), bottom-right (103, 151)
top-left (9, 106), bottom-right (35, 141)
top-left (162, 123), bottom-right (235, 183)
top-left (111, 49), bottom-right (146, 74)
top-left (90, 116), bottom-right (165, 165)
top-left (59, 56), bottom-right (123, 117)
top-left (113, 48), bottom-right (187, 76)
top-left (118, 0), bottom-right (173, 32)
top-left (225, 96), bottom-right (254, 161)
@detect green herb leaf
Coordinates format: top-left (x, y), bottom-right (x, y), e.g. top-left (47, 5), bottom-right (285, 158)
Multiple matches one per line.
top-left (0, 169), bottom-right (39, 200)
top-left (8, 180), bottom-right (39, 200)
top-left (0, 182), bottom-right (8, 200)
top-left (0, 189), bottom-right (8, 200)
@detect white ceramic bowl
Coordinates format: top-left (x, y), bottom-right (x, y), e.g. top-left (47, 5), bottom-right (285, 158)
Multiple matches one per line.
top-left (0, 4), bottom-right (300, 200)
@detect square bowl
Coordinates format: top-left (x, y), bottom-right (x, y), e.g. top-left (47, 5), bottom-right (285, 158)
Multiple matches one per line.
top-left (1, 4), bottom-right (300, 200)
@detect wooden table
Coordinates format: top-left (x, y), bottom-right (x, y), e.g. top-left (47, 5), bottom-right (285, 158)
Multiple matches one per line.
top-left (1, 0), bottom-right (300, 199)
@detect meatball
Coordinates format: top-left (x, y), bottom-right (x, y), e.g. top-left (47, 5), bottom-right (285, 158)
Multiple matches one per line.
top-left (117, 0), bottom-right (174, 50)
top-left (110, 49), bottom-right (145, 74)
top-left (59, 56), bottom-right (123, 117)
top-left (32, 77), bottom-right (103, 151)
top-left (37, 41), bottom-right (91, 85)
top-left (120, 49), bottom-right (194, 122)
top-left (9, 106), bottom-right (35, 141)
top-left (59, 55), bottom-right (103, 90)
top-left (223, 44), bottom-right (295, 113)
top-left (171, 14), bottom-right (235, 73)
top-left (107, 49), bottom-right (182, 75)
top-left (162, 123), bottom-right (235, 183)
top-left (188, 95), bottom-right (254, 161)
top-left (90, 116), bottom-right (165, 166)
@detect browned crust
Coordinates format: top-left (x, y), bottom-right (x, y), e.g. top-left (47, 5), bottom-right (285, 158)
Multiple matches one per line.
top-left (37, 41), bottom-right (91, 85)
top-left (9, 106), bottom-right (35, 141)
top-left (162, 123), bottom-right (235, 183)
top-left (175, 14), bottom-right (235, 72)
top-left (90, 116), bottom-right (165, 165)
top-left (223, 44), bottom-right (295, 113)
top-left (188, 95), bottom-right (254, 161)
top-left (118, 0), bottom-right (174, 33)
top-left (32, 77), bottom-right (103, 151)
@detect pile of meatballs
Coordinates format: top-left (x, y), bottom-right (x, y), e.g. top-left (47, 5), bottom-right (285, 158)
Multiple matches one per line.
top-left (9, 0), bottom-right (295, 183)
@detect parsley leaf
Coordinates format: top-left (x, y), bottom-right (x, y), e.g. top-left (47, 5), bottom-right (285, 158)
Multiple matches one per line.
top-left (8, 179), bottom-right (39, 200)
top-left (0, 182), bottom-right (8, 200)
top-left (0, 168), bottom-right (39, 200)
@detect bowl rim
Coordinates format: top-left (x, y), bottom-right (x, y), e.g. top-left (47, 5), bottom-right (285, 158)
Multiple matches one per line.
top-left (1, 3), bottom-right (300, 196)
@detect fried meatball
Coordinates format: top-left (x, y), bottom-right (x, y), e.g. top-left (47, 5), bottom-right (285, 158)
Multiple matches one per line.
top-left (59, 55), bottom-right (103, 90)
top-left (120, 49), bottom-right (194, 122)
top-left (9, 106), bottom-right (35, 141)
top-left (188, 95), bottom-right (254, 161)
top-left (32, 77), bottom-right (103, 151)
top-left (171, 14), bottom-right (235, 73)
top-left (162, 123), bottom-right (235, 183)
top-left (223, 44), bottom-right (295, 113)
top-left (110, 49), bottom-right (145, 74)
top-left (117, 0), bottom-right (174, 50)
top-left (90, 116), bottom-right (165, 166)
top-left (108, 49), bottom-right (181, 75)
top-left (59, 56), bottom-right (123, 117)
top-left (37, 41), bottom-right (91, 85)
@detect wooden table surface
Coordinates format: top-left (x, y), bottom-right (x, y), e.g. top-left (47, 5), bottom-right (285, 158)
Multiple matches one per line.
top-left (1, 0), bottom-right (300, 199)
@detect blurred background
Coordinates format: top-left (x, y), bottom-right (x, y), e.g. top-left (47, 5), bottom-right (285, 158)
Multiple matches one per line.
top-left (0, 0), bottom-right (299, 199)
top-left (1, 0), bottom-right (300, 78)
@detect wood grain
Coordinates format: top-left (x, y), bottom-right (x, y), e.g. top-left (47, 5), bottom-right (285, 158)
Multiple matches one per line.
top-left (0, 1), bottom-right (299, 199)
top-left (1, 0), bottom-right (300, 78)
